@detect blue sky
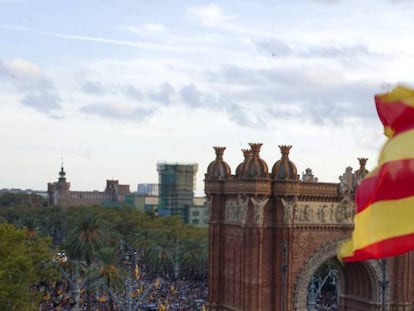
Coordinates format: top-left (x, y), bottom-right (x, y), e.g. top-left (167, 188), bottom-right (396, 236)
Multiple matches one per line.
top-left (1, 0), bottom-right (413, 195)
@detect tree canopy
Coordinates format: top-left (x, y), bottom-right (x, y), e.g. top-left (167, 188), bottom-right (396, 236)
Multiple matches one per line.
top-left (0, 223), bottom-right (57, 311)
top-left (0, 202), bottom-right (208, 310)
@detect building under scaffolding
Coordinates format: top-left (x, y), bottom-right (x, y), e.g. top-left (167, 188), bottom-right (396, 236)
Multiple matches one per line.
top-left (157, 163), bottom-right (198, 224)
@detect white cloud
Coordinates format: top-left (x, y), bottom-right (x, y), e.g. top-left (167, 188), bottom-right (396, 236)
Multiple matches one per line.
top-left (0, 58), bottom-right (60, 113)
top-left (187, 4), bottom-right (235, 28)
top-left (0, 58), bottom-right (52, 91)
top-left (3, 58), bottom-right (42, 78)
top-left (80, 101), bottom-right (152, 120)
top-left (21, 91), bottom-right (60, 113)
top-left (81, 81), bottom-right (109, 95)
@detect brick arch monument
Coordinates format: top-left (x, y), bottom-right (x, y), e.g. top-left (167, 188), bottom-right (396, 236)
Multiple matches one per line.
top-left (205, 144), bottom-right (414, 311)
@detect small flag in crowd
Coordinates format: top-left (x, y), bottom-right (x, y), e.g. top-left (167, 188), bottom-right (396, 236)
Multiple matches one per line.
top-left (134, 263), bottom-right (140, 280)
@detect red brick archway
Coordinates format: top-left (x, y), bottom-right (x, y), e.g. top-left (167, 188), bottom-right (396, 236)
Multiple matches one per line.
top-left (205, 144), bottom-right (414, 311)
top-left (293, 239), bottom-right (386, 310)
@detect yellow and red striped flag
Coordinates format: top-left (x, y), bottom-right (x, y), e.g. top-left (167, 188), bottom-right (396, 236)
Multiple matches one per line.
top-left (134, 263), bottom-right (140, 280)
top-left (338, 85), bottom-right (414, 262)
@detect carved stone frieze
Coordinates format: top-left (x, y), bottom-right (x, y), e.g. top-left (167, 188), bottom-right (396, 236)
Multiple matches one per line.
top-left (281, 197), bottom-right (355, 225)
top-left (224, 194), bottom-right (269, 225)
top-left (224, 194), bottom-right (249, 224)
top-left (224, 198), bottom-right (239, 222)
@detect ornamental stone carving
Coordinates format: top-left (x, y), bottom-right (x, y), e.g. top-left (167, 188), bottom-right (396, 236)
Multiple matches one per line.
top-left (225, 199), bottom-right (239, 222)
top-left (281, 197), bottom-right (297, 224)
top-left (281, 199), bottom-right (354, 225)
top-left (224, 193), bottom-right (250, 224)
top-left (238, 194), bottom-right (249, 225)
top-left (335, 197), bottom-right (354, 223)
top-left (251, 196), bottom-right (269, 225)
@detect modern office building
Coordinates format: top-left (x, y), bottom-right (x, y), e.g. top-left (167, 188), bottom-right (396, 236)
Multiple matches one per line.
top-left (157, 163), bottom-right (198, 223)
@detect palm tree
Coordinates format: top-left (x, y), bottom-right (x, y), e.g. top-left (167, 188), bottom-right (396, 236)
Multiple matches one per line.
top-left (42, 206), bottom-right (65, 246)
top-left (135, 228), bottom-right (159, 273)
top-left (181, 237), bottom-right (208, 279)
top-left (66, 213), bottom-right (106, 310)
top-left (90, 247), bottom-right (125, 311)
top-left (67, 213), bottom-right (105, 266)
top-left (20, 217), bottom-right (39, 238)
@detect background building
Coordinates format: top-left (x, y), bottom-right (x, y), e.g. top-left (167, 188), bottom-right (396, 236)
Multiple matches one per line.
top-left (124, 193), bottom-right (158, 214)
top-left (157, 163), bottom-right (198, 223)
top-left (47, 166), bottom-right (130, 207)
top-left (137, 183), bottom-right (159, 196)
top-left (46, 164), bottom-right (209, 227)
top-left (124, 194), bottom-right (208, 228)
top-left (188, 197), bottom-right (208, 227)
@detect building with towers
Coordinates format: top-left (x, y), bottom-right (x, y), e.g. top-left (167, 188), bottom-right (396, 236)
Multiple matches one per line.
top-left (46, 163), bottom-right (209, 227)
top-left (47, 165), bottom-right (130, 207)
top-left (205, 143), bottom-right (414, 310)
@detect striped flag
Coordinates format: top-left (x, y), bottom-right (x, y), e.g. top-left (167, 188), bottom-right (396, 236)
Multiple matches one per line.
top-left (134, 263), bottom-right (140, 280)
top-left (338, 85), bottom-right (414, 262)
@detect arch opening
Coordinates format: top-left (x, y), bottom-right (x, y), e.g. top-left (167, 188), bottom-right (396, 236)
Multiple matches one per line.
top-left (307, 258), bottom-right (339, 310)
top-left (294, 240), bottom-right (386, 311)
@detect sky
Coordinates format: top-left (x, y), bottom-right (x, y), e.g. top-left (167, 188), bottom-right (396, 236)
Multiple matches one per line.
top-left (1, 0), bottom-right (413, 196)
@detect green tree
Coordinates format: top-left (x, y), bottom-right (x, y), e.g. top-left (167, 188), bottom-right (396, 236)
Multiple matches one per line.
top-left (90, 247), bottom-right (125, 311)
top-left (0, 192), bottom-right (46, 208)
top-left (66, 212), bottom-right (106, 311)
top-left (19, 217), bottom-right (39, 238)
top-left (0, 223), bottom-right (57, 311)
top-left (67, 213), bottom-right (105, 266)
top-left (37, 206), bottom-right (65, 245)
top-left (181, 236), bottom-right (208, 278)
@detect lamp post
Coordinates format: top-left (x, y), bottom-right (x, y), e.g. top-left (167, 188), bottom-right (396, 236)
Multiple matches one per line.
top-left (123, 248), bottom-right (139, 311)
top-left (378, 259), bottom-right (388, 311)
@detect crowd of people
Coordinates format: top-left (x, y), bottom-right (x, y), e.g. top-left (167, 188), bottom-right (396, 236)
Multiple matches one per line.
top-left (133, 276), bottom-right (207, 311)
top-left (37, 266), bottom-right (207, 311)
top-left (312, 291), bottom-right (338, 311)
